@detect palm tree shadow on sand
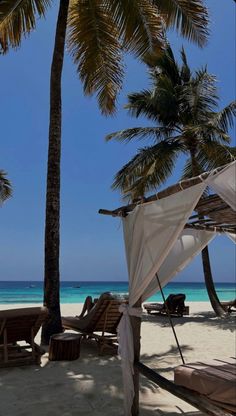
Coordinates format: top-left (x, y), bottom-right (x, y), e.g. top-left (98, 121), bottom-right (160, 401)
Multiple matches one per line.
top-left (142, 311), bottom-right (236, 332)
top-left (0, 340), bottom-right (205, 416)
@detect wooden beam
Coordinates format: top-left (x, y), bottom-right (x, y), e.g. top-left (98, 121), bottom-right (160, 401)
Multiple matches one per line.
top-left (136, 362), bottom-right (233, 416)
top-left (185, 224), bottom-right (236, 234)
top-left (99, 174), bottom-right (207, 217)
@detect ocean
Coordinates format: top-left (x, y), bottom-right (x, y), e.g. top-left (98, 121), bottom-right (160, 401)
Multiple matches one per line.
top-left (0, 281), bottom-right (235, 304)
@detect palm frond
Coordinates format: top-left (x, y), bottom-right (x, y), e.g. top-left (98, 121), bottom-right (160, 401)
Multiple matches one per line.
top-left (179, 69), bottom-right (219, 119)
top-left (112, 139), bottom-right (184, 199)
top-left (0, 0), bottom-right (51, 52)
top-left (0, 170), bottom-right (12, 203)
top-left (180, 46), bottom-right (191, 82)
top-left (182, 124), bottom-right (231, 146)
top-left (67, 0), bottom-right (124, 114)
top-left (106, 126), bottom-right (175, 143)
top-left (125, 90), bottom-right (159, 122)
top-left (181, 158), bottom-right (204, 179)
top-left (107, 0), bottom-right (165, 57)
top-left (155, 0), bottom-right (209, 47)
top-left (149, 44), bottom-right (181, 84)
top-left (197, 143), bottom-right (236, 171)
top-left (181, 144), bottom-right (236, 180)
top-left (213, 101), bottom-right (236, 132)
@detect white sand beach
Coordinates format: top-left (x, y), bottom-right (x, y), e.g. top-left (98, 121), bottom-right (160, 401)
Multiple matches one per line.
top-left (0, 302), bottom-right (235, 416)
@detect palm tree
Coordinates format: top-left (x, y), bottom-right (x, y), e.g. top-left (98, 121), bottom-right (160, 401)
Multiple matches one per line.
top-left (0, 1), bottom-right (209, 343)
top-left (0, 170), bottom-right (12, 204)
top-left (106, 46), bottom-right (236, 317)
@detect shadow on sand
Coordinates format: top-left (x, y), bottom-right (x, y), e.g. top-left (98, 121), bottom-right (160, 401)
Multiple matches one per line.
top-left (142, 310), bottom-right (236, 332)
top-left (0, 339), bottom-right (205, 416)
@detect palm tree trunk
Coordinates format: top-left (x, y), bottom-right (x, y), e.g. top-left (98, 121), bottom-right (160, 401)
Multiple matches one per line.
top-left (201, 246), bottom-right (227, 316)
top-left (41, 0), bottom-right (69, 345)
top-left (190, 150), bottom-right (227, 317)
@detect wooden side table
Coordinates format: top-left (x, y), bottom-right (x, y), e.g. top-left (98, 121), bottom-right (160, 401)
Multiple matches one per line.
top-left (49, 333), bottom-right (81, 361)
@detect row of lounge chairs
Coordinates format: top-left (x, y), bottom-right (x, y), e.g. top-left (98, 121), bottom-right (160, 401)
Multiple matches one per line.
top-left (1, 294), bottom-right (234, 366)
top-left (0, 293), bottom-right (187, 366)
top-left (0, 294), bottom-right (235, 414)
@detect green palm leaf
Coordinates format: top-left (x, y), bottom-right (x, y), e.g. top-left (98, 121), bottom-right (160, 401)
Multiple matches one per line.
top-left (0, 170), bottom-right (12, 203)
top-left (106, 126), bottom-right (175, 143)
top-left (107, 0), bottom-right (165, 57)
top-left (112, 139), bottom-right (184, 198)
top-left (213, 102), bottom-right (236, 132)
top-left (67, 0), bottom-right (124, 114)
top-left (108, 45), bottom-right (236, 199)
top-left (0, 0), bottom-right (52, 52)
top-left (197, 143), bottom-right (236, 171)
top-left (155, 0), bottom-right (209, 47)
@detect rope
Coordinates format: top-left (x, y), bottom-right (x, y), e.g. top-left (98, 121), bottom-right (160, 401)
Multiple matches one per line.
top-left (155, 274), bottom-right (185, 365)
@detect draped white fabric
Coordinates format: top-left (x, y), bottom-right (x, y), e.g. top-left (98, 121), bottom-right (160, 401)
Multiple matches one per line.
top-left (142, 229), bottom-right (216, 301)
top-left (205, 161), bottom-right (236, 211)
top-left (123, 182), bottom-right (206, 307)
top-left (118, 161), bottom-right (236, 416)
top-left (120, 182), bottom-right (206, 415)
top-left (117, 304), bottom-right (142, 416)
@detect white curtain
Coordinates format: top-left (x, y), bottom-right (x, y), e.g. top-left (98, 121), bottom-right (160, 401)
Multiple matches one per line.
top-left (119, 161), bottom-right (236, 416)
top-left (123, 182), bottom-right (206, 307)
top-left (119, 182), bottom-right (206, 415)
top-left (142, 228), bottom-right (216, 301)
top-left (205, 161), bottom-right (236, 211)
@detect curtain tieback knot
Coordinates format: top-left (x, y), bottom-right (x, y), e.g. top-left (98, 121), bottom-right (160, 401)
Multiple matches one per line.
top-left (119, 304), bottom-right (142, 317)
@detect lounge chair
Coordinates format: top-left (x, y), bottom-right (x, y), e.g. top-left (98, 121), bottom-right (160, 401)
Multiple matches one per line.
top-left (221, 299), bottom-right (236, 314)
top-left (62, 293), bottom-right (124, 354)
top-left (143, 293), bottom-right (189, 317)
top-left (0, 306), bottom-right (48, 367)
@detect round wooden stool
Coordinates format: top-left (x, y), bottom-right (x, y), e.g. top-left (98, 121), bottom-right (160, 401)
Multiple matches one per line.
top-left (49, 333), bottom-right (81, 361)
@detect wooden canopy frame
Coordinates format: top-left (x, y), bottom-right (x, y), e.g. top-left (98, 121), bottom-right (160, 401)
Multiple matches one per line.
top-left (99, 168), bottom-right (236, 416)
top-left (99, 169), bottom-right (236, 235)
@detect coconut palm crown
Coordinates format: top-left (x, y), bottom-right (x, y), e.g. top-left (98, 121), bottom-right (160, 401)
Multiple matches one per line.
top-left (106, 46), bottom-right (236, 318)
top-left (106, 46), bottom-right (236, 199)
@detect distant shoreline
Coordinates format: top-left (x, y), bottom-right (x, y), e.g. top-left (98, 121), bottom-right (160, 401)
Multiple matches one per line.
top-left (0, 280), bottom-right (235, 304)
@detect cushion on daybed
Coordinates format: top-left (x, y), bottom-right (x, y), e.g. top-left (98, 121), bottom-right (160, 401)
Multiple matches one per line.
top-left (174, 358), bottom-right (236, 411)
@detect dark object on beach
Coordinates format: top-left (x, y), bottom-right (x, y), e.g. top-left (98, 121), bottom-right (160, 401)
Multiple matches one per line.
top-left (221, 299), bottom-right (236, 313)
top-left (144, 293), bottom-right (189, 317)
top-left (73, 286), bottom-right (80, 288)
top-left (49, 333), bottom-right (81, 361)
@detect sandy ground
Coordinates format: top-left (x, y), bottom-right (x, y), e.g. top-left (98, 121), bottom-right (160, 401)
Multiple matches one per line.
top-left (0, 302), bottom-right (235, 416)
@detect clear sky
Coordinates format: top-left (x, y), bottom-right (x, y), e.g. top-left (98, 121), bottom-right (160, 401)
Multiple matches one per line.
top-left (0, 1), bottom-right (235, 282)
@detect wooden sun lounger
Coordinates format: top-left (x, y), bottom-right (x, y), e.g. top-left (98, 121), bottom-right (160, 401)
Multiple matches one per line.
top-left (62, 293), bottom-right (124, 354)
top-left (144, 294), bottom-right (189, 317)
top-left (0, 306), bottom-right (48, 367)
top-left (144, 302), bottom-right (190, 316)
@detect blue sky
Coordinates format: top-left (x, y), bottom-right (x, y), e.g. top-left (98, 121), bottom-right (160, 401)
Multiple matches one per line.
top-left (0, 1), bottom-right (235, 282)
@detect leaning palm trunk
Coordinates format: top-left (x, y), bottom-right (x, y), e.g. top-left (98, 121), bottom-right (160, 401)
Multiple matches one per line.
top-left (190, 152), bottom-right (227, 317)
top-left (41, 0), bottom-right (69, 345)
top-left (201, 246), bottom-right (227, 317)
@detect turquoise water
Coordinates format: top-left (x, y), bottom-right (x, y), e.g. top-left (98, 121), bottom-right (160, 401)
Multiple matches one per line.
top-left (0, 281), bottom-right (235, 304)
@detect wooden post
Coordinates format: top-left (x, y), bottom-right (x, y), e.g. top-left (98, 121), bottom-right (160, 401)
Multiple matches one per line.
top-left (130, 298), bottom-right (142, 416)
